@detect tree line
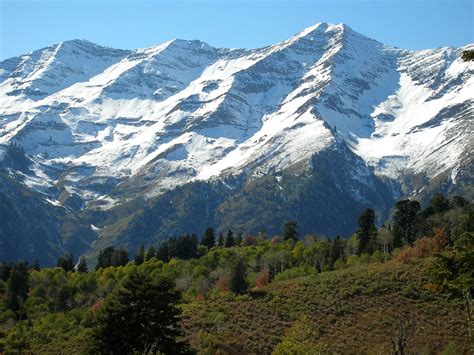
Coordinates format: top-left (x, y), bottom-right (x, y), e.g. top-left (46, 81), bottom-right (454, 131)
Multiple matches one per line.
top-left (0, 193), bottom-right (472, 353)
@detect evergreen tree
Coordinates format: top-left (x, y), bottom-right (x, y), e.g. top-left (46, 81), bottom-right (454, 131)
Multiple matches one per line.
top-left (283, 221), bottom-right (299, 241)
top-left (111, 249), bottom-right (129, 267)
top-left (92, 270), bottom-right (188, 354)
top-left (201, 227), bottom-right (215, 249)
top-left (57, 252), bottom-right (74, 272)
top-left (5, 262), bottom-right (29, 317)
top-left (330, 236), bottom-right (344, 269)
top-left (77, 256), bottom-right (88, 273)
top-left (0, 261), bottom-right (11, 281)
top-left (32, 259), bottom-right (40, 271)
top-left (145, 245), bottom-right (156, 261)
top-left (156, 243), bottom-right (169, 262)
top-left (234, 231), bottom-right (243, 247)
top-left (135, 245), bottom-right (145, 265)
top-left (392, 200), bottom-right (421, 247)
top-left (96, 247), bottom-right (129, 270)
top-left (225, 229), bottom-right (234, 248)
top-left (450, 195), bottom-right (469, 209)
top-left (356, 208), bottom-right (377, 254)
top-left (217, 233), bottom-right (224, 247)
top-left (230, 258), bottom-right (248, 295)
top-left (422, 193), bottom-right (450, 217)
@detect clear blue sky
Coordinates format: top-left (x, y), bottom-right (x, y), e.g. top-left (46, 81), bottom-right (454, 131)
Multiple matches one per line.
top-left (1, 0), bottom-right (473, 60)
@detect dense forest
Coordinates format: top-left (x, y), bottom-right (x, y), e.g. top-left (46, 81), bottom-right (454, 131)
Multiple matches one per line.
top-left (0, 193), bottom-right (472, 353)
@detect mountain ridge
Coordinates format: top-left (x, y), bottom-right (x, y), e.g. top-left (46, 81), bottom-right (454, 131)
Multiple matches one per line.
top-left (0, 22), bottom-right (472, 264)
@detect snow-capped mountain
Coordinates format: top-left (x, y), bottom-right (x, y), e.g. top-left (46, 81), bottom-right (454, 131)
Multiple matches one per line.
top-left (1, 23), bottom-right (472, 264)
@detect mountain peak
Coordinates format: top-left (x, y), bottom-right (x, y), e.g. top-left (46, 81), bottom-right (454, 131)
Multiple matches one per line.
top-left (293, 22), bottom-right (352, 39)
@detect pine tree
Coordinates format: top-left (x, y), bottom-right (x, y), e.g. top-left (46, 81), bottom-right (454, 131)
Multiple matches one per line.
top-left (429, 193), bottom-right (450, 214)
top-left (330, 236), bottom-right (344, 269)
top-left (32, 259), bottom-right (40, 271)
top-left (356, 208), bottom-right (377, 255)
top-left (217, 233), bottom-right (224, 247)
top-left (392, 200), bottom-right (421, 247)
top-left (77, 256), bottom-right (88, 273)
top-left (0, 261), bottom-right (11, 281)
top-left (225, 229), bottom-right (234, 248)
top-left (5, 262), bottom-right (29, 317)
top-left (230, 257), bottom-right (248, 295)
top-left (92, 270), bottom-right (188, 354)
top-left (96, 247), bottom-right (129, 269)
top-left (57, 252), bottom-right (74, 272)
top-left (234, 231), bottom-right (243, 247)
top-left (145, 245), bottom-right (156, 261)
top-left (135, 245), bottom-right (145, 265)
top-left (201, 227), bottom-right (215, 249)
top-left (283, 221), bottom-right (299, 241)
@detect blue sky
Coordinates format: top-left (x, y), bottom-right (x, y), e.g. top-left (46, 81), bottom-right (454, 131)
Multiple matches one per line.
top-left (1, 0), bottom-right (473, 60)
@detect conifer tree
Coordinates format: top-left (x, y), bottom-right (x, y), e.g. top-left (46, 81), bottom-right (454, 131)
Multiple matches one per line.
top-left (201, 227), bottom-right (215, 249)
top-left (235, 231), bottom-right (243, 247)
top-left (330, 236), bottom-right (344, 268)
top-left (32, 259), bottom-right (40, 271)
top-left (5, 262), bottom-right (29, 317)
top-left (356, 208), bottom-right (377, 254)
top-left (217, 233), bottom-right (224, 247)
top-left (283, 221), bottom-right (299, 241)
top-left (77, 256), bottom-right (88, 273)
top-left (93, 270), bottom-right (188, 354)
top-left (392, 200), bottom-right (421, 247)
top-left (145, 245), bottom-right (156, 261)
top-left (225, 229), bottom-right (234, 248)
top-left (135, 244), bottom-right (145, 265)
top-left (57, 252), bottom-right (74, 272)
top-left (230, 257), bottom-right (248, 295)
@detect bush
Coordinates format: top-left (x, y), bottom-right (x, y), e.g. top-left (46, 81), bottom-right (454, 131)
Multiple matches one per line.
top-left (461, 49), bottom-right (474, 62)
top-left (273, 266), bottom-right (312, 282)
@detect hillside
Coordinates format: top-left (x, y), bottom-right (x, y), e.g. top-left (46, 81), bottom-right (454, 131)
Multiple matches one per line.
top-left (182, 259), bottom-right (469, 353)
top-left (0, 194), bottom-right (472, 353)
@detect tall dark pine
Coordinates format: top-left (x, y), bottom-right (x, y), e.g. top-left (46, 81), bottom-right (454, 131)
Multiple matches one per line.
top-left (356, 208), bottom-right (377, 255)
top-left (330, 236), bottom-right (344, 268)
top-left (77, 256), bottom-right (88, 273)
top-left (93, 270), bottom-right (188, 354)
top-left (392, 200), bottom-right (421, 247)
top-left (0, 262), bottom-right (11, 281)
top-left (32, 259), bottom-right (40, 271)
top-left (225, 229), bottom-right (234, 248)
top-left (57, 252), bottom-right (74, 272)
top-left (283, 221), bottom-right (299, 241)
top-left (146, 245), bottom-right (156, 261)
top-left (96, 247), bottom-right (129, 270)
top-left (201, 227), bottom-right (215, 249)
top-left (135, 244), bottom-right (145, 265)
top-left (230, 258), bottom-right (248, 295)
top-left (217, 233), bottom-right (224, 247)
top-left (5, 262), bottom-right (29, 316)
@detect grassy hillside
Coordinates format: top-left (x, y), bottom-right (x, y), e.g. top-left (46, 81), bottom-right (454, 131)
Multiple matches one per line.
top-left (182, 259), bottom-right (468, 354)
top-left (0, 195), bottom-right (471, 354)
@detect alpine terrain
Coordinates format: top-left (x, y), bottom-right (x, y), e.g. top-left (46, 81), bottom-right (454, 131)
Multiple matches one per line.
top-left (0, 23), bottom-right (472, 265)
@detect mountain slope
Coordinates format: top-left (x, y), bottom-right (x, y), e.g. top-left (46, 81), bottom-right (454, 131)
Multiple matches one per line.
top-left (0, 23), bottom-right (472, 263)
top-left (0, 171), bottom-right (96, 265)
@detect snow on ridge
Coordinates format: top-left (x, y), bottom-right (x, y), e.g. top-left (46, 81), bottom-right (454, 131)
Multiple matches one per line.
top-left (0, 23), bottom-right (471, 205)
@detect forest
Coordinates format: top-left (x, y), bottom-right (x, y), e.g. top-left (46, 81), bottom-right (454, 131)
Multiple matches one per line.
top-left (0, 193), bottom-right (472, 353)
